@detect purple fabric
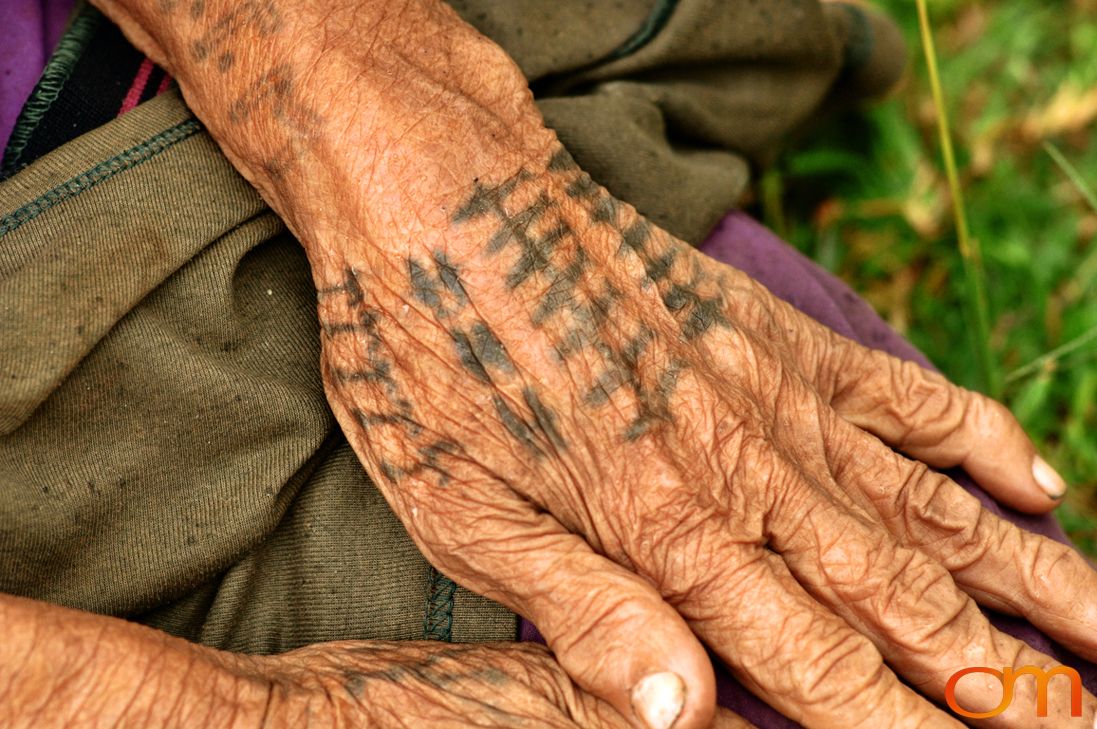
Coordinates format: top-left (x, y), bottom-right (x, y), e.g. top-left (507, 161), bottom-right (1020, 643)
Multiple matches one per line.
top-left (520, 211), bottom-right (1096, 727)
top-left (0, 0), bottom-right (75, 152)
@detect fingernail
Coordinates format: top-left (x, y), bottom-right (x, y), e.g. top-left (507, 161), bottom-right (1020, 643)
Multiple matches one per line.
top-left (1033, 456), bottom-right (1067, 500)
top-left (630, 671), bottom-right (686, 729)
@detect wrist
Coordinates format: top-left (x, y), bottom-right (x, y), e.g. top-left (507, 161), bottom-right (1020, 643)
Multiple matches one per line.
top-left (0, 595), bottom-right (272, 729)
top-left (90, 0), bottom-right (555, 257)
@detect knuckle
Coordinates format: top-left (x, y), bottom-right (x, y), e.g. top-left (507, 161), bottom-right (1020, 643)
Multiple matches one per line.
top-left (886, 361), bottom-right (966, 446)
top-left (1021, 534), bottom-right (1078, 605)
top-left (548, 581), bottom-right (656, 658)
top-left (796, 630), bottom-right (886, 712)
top-left (873, 550), bottom-right (970, 651)
top-left (668, 546), bottom-right (767, 617)
top-left (895, 462), bottom-right (965, 537)
top-left (936, 506), bottom-right (998, 573)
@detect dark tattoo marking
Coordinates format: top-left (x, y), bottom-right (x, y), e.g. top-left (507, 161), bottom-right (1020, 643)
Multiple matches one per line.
top-left (523, 388), bottom-right (567, 450)
top-left (450, 330), bottom-right (491, 384)
top-left (446, 147), bottom-right (725, 442)
top-left (506, 221), bottom-right (572, 289)
top-left (190, 0), bottom-right (280, 64)
top-left (320, 268), bottom-right (462, 488)
top-left (341, 646), bottom-right (509, 699)
top-left (661, 285), bottom-right (730, 339)
top-left (565, 175), bottom-right (600, 201)
top-left (449, 322), bottom-right (514, 384)
top-left (407, 251), bottom-right (471, 320)
top-left (357, 409), bottom-right (422, 436)
top-left (433, 251), bottom-right (468, 305)
top-left (375, 438), bottom-right (459, 486)
top-left (547, 147), bottom-right (579, 172)
top-left (334, 363), bottom-right (393, 385)
top-left (619, 220), bottom-right (651, 255)
top-left (229, 64), bottom-right (291, 122)
top-left (453, 173), bottom-right (534, 223)
top-left (469, 322), bottom-right (513, 373)
top-left (493, 395), bottom-right (543, 456)
top-left (459, 182), bottom-right (571, 291)
top-left (532, 247), bottom-right (588, 325)
top-left (591, 195), bottom-right (619, 225)
top-left (622, 359), bottom-right (687, 442)
top-left (317, 267), bottom-right (365, 307)
top-left (228, 63), bottom-right (324, 176)
top-left (409, 259), bottom-right (444, 312)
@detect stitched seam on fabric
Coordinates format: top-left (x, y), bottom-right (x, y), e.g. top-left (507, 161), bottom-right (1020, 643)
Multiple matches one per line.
top-left (423, 566), bottom-right (458, 641)
top-left (606, 0), bottom-right (680, 62)
top-left (0, 119), bottom-right (203, 239)
top-left (1, 5), bottom-right (103, 174)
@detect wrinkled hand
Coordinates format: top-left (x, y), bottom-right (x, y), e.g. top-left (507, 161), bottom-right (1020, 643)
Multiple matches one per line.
top-left (87, 0), bottom-right (1097, 727)
top-left (4, 595), bottom-right (744, 729)
top-left (269, 641), bottom-right (748, 729)
top-left (315, 150), bottom-right (1097, 728)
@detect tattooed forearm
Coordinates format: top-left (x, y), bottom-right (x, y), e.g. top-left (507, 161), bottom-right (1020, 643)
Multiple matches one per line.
top-left (151, 0), bottom-right (323, 175)
top-left (226, 64), bottom-right (323, 176)
top-left (189, 0), bottom-right (280, 68)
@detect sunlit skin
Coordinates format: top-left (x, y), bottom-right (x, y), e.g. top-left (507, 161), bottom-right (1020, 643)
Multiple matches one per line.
top-left (2, 0), bottom-right (1096, 727)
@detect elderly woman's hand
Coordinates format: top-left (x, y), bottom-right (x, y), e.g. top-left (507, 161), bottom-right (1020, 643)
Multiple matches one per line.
top-left (88, 0), bottom-right (1097, 727)
top-left (3, 595), bottom-right (757, 729)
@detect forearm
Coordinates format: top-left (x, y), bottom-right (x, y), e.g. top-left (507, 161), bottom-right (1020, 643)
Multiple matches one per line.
top-left (0, 594), bottom-right (270, 728)
top-left (89, 0), bottom-right (556, 260)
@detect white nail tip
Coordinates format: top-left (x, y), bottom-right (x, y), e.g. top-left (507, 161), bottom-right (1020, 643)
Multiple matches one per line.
top-left (631, 671), bottom-right (686, 729)
top-left (1033, 456), bottom-right (1067, 500)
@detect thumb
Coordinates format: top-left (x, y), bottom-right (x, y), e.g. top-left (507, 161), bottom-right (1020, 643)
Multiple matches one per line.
top-left (415, 497), bottom-right (716, 729)
top-left (824, 336), bottom-right (1065, 513)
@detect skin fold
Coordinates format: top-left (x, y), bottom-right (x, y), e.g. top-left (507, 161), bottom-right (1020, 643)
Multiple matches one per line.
top-left (3, 0), bottom-right (1095, 727)
top-left (1, 594), bottom-right (754, 728)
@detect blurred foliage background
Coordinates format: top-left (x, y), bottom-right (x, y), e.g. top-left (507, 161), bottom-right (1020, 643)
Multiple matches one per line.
top-left (763, 0), bottom-right (1097, 555)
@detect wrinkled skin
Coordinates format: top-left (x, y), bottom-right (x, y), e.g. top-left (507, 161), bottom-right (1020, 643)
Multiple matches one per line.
top-left (58, 0), bottom-right (1097, 726)
top-left (1, 596), bottom-right (755, 729)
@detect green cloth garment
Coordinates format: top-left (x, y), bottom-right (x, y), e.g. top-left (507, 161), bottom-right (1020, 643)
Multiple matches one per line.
top-left (0, 1), bottom-right (905, 653)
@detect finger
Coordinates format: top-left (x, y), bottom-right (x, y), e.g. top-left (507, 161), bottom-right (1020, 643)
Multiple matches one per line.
top-left (820, 330), bottom-right (1065, 513)
top-left (826, 412), bottom-right (1097, 663)
top-left (525, 641), bottom-right (754, 729)
top-left (671, 539), bottom-right (959, 729)
top-left (405, 482), bottom-right (716, 729)
top-left (765, 451), bottom-right (1097, 727)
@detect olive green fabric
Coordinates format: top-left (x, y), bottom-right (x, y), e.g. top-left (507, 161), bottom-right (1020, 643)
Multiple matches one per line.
top-left (454, 0), bottom-right (906, 243)
top-left (0, 1), bottom-right (905, 653)
top-left (0, 91), bottom-right (513, 652)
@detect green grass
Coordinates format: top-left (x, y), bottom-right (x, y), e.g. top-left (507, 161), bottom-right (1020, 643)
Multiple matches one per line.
top-left (766, 0), bottom-right (1097, 556)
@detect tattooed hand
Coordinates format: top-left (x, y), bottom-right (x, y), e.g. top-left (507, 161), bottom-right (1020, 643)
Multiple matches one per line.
top-left (89, 0), bottom-right (1097, 727)
top-left (275, 641), bottom-right (750, 729)
top-left (0, 595), bottom-right (751, 729)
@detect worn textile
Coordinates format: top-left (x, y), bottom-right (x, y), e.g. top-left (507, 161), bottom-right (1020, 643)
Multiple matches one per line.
top-left (459, 0), bottom-right (907, 244)
top-left (0, 90), bottom-right (513, 651)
